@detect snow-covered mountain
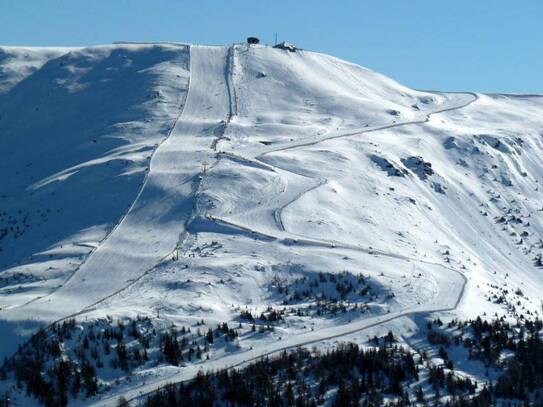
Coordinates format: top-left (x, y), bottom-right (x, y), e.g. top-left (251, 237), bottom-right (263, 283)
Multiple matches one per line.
top-left (1, 42), bottom-right (542, 405)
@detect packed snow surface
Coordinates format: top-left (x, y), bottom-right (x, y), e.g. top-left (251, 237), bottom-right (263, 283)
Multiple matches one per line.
top-left (1, 42), bottom-right (543, 405)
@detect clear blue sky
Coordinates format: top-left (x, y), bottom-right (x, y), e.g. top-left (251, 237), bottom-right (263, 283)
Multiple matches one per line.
top-left (1, 0), bottom-right (542, 93)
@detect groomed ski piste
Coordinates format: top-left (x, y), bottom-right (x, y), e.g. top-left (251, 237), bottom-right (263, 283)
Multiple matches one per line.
top-left (1, 42), bottom-right (543, 405)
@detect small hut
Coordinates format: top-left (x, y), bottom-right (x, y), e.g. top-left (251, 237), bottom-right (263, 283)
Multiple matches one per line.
top-left (247, 37), bottom-right (260, 45)
top-left (273, 41), bottom-right (297, 52)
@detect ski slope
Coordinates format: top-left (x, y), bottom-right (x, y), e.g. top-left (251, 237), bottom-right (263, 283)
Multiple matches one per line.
top-left (1, 41), bottom-right (543, 405)
top-left (10, 46), bottom-right (229, 316)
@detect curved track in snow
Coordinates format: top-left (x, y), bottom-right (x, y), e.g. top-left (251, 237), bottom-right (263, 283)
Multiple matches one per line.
top-left (257, 91), bottom-right (479, 233)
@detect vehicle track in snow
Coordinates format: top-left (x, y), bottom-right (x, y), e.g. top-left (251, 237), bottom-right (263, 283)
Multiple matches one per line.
top-left (254, 90), bottom-right (479, 234)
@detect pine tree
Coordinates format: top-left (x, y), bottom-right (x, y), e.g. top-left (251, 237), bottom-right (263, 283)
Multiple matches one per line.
top-left (206, 328), bottom-right (214, 344)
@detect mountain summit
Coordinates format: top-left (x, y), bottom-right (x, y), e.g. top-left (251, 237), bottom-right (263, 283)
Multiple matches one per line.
top-left (1, 42), bottom-right (543, 405)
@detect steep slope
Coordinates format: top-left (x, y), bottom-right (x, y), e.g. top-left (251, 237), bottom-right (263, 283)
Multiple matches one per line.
top-left (0, 44), bottom-right (189, 271)
top-left (1, 42), bottom-right (543, 406)
top-left (0, 43), bottom-right (190, 350)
